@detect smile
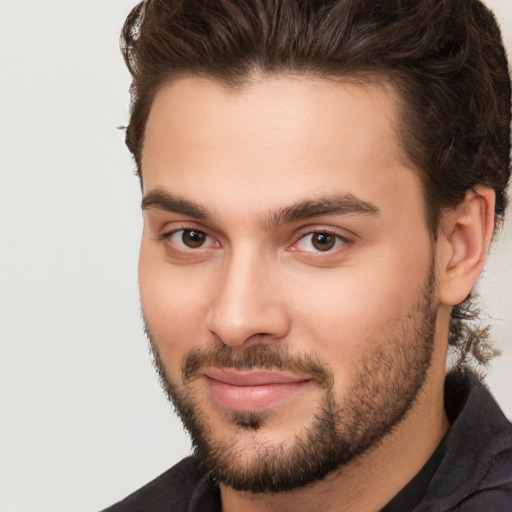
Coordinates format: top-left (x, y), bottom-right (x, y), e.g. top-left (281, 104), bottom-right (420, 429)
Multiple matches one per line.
top-left (203, 368), bottom-right (312, 412)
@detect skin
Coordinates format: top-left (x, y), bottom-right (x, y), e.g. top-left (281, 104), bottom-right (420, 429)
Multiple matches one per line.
top-left (138, 75), bottom-right (495, 512)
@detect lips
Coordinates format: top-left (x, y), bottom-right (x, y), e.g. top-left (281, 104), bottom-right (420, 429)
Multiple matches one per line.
top-left (203, 368), bottom-right (311, 411)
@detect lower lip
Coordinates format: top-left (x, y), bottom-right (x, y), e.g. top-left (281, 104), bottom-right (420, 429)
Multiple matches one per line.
top-left (207, 378), bottom-right (310, 412)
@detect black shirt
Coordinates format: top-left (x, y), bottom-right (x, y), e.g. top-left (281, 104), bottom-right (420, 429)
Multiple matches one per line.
top-left (101, 368), bottom-right (512, 511)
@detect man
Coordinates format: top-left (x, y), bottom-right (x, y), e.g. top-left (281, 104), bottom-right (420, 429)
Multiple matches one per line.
top-left (104, 0), bottom-right (512, 510)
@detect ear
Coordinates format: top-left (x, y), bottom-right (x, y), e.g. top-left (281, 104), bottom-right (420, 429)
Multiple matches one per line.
top-left (436, 186), bottom-right (495, 307)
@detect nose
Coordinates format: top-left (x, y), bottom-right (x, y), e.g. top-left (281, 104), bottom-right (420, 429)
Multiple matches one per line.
top-left (206, 249), bottom-right (291, 347)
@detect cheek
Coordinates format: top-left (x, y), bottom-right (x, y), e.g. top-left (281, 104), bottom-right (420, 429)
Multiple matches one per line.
top-left (288, 254), bottom-right (430, 374)
top-left (138, 243), bottom-right (211, 373)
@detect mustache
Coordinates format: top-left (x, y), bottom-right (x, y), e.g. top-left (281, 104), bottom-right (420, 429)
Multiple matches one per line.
top-left (181, 344), bottom-right (333, 389)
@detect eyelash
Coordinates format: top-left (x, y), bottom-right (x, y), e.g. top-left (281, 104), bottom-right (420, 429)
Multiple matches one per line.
top-left (159, 228), bottom-right (218, 250)
top-left (159, 226), bottom-right (352, 255)
top-left (290, 229), bottom-right (351, 254)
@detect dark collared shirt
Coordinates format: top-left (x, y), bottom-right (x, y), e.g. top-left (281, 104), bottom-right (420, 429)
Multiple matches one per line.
top-left (102, 368), bottom-right (512, 511)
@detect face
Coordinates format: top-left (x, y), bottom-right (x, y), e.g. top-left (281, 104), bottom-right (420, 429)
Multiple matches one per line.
top-left (139, 76), bottom-right (438, 493)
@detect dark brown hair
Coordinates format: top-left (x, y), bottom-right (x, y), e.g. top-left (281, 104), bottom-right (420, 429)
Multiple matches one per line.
top-left (121, 0), bottom-right (511, 364)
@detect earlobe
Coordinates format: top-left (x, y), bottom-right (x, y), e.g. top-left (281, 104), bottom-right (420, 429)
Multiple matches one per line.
top-left (437, 186), bottom-right (495, 307)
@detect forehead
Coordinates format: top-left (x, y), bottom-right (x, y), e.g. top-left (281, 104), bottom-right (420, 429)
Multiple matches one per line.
top-left (141, 75), bottom-right (422, 225)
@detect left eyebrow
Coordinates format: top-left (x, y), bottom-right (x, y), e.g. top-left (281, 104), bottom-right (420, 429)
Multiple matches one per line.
top-left (266, 194), bottom-right (380, 227)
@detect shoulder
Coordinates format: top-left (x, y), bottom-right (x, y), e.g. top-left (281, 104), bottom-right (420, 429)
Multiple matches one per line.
top-left (451, 446), bottom-right (512, 510)
top-left (100, 456), bottom-right (206, 512)
top-left (420, 368), bottom-right (512, 511)
top-left (456, 446), bottom-right (512, 512)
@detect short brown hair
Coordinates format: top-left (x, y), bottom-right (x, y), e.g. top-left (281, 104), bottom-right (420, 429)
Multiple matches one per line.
top-left (121, 0), bottom-right (511, 364)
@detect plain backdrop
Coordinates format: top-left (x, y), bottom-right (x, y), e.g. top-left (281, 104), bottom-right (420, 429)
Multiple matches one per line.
top-left (0, 1), bottom-right (511, 511)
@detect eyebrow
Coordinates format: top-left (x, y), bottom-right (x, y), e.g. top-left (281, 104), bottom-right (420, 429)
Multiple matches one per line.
top-left (141, 190), bottom-right (211, 219)
top-left (141, 189), bottom-right (380, 225)
top-left (266, 194), bottom-right (380, 227)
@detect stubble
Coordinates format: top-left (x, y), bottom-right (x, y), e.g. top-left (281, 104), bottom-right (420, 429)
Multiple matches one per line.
top-left (145, 263), bottom-right (438, 493)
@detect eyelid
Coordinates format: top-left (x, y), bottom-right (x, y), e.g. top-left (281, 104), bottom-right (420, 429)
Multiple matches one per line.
top-left (159, 225), bottom-right (220, 250)
top-left (158, 220), bottom-right (211, 240)
top-left (156, 221), bottom-right (353, 255)
top-left (289, 227), bottom-right (354, 253)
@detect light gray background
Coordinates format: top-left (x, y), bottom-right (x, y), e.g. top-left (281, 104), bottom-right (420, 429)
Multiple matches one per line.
top-left (0, 1), bottom-right (511, 511)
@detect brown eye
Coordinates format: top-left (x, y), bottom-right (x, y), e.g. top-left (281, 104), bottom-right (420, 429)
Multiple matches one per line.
top-left (311, 232), bottom-right (336, 251)
top-left (181, 229), bottom-right (207, 248)
top-left (295, 231), bottom-right (345, 253)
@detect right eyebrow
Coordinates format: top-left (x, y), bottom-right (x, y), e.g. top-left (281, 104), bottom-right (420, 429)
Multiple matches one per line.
top-left (141, 189), bottom-right (211, 219)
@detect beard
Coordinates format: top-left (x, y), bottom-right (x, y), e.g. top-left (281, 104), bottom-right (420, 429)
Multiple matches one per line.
top-left (145, 263), bottom-right (437, 494)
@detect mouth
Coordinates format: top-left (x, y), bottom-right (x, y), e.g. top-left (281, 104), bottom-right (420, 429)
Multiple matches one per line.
top-left (203, 367), bottom-right (312, 412)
